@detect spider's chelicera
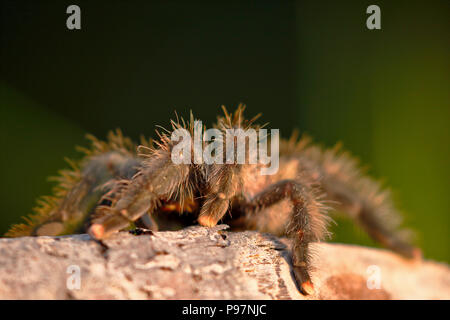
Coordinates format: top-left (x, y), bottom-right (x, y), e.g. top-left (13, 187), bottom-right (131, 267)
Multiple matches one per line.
top-left (6, 105), bottom-right (420, 295)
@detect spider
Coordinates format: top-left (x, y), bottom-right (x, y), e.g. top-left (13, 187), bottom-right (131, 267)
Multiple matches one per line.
top-left (6, 105), bottom-right (420, 295)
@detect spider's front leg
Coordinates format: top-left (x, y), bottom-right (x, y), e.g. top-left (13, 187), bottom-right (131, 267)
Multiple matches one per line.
top-left (88, 152), bottom-right (192, 240)
top-left (242, 179), bottom-right (330, 295)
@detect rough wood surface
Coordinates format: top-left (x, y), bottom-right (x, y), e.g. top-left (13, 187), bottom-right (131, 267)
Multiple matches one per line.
top-left (0, 225), bottom-right (448, 299)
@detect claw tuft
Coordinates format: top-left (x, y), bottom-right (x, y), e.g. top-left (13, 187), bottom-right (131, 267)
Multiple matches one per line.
top-left (300, 280), bottom-right (315, 295)
top-left (88, 223), bottom-right (105, 239)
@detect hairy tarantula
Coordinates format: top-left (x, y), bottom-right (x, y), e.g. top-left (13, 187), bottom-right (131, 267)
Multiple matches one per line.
top-left (6, 105), bottom-right (420, 295)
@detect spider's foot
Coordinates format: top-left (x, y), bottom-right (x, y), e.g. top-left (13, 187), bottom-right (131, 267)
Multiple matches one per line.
top-left (300, 280), bottom-right (315, 295)
top-left (394, 242), bottom-right (423, 262)
top-left (198, 215), bottom-right (218, 227)
top-left (293, 266), bottom-right (315, 295)
top-left (404, 247), bottom-right (423, 264)
top-left (89, 223), bottom-right (105, 239)
top-left (129, 227), bottom-right (154, 236)
top-left (412, 247), bottom-right (423, 261)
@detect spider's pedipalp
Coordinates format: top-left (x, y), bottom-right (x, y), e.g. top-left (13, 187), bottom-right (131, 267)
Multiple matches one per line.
top-left (198, 164), bottom-right (241, 227)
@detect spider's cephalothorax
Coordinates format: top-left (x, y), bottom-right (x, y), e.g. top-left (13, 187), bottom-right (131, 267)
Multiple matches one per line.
top-left (6, 105), bottom-right (420, 295)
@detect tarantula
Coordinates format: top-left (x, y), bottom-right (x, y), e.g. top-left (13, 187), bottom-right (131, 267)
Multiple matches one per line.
top-left (6, 105), bottom-right (420, 295)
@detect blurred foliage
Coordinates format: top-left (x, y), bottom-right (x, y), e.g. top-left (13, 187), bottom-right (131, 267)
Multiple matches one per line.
top-left (0, 0), bottom-right (448, 262)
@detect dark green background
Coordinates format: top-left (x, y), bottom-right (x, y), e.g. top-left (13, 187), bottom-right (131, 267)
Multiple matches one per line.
top-left (1, 0), bottom-right (448, 262)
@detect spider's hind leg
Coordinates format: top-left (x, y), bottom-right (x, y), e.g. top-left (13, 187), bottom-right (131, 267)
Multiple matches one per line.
top-left (327, 188), bottom-right (420, 259)
top-left (307, 146), bottom-right (421, 259)
top-left (242, 179), bottom-right (331, 295)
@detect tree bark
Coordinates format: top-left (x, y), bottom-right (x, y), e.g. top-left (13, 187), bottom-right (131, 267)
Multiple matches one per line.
top-left (0, 225), bottom-right (448, 299)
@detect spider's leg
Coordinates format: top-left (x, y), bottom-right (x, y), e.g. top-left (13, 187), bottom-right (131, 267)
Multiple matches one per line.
top-left (5, 129), bottom-right (146, 237)
top-left (301, 144), bottom-right (420, 259)
top-left (324, 183), bottom-right (420, 259)
top-left (242, 179), bottom-right (330, 295)
top-left (88, 150), bottom-right (192, 239)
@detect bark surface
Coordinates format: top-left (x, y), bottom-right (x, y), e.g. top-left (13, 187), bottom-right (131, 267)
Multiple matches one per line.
top-left (0, 225), bottom-right (448, 299)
